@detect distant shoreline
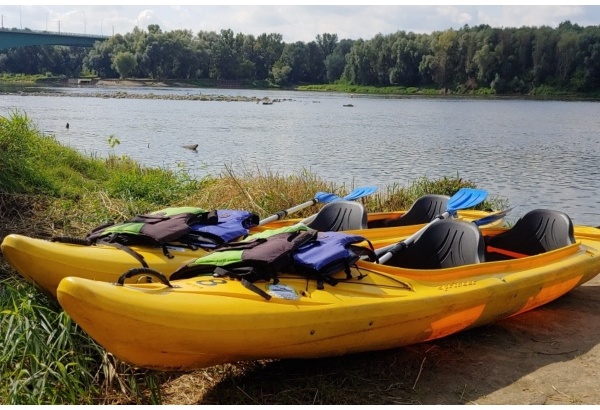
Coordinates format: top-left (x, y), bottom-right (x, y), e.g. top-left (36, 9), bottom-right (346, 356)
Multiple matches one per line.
top-left (95, 79), bottom-right (184, 88)
top-left (1, 77), bottom-right (599, 102)
top-left (0, 80), bottom-right (292, 103)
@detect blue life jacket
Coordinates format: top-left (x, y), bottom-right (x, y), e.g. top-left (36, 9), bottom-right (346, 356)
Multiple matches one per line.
top-left (292, 231), bottom-right (377, 289)
top-left (188, 209), bottom-right (260, 247)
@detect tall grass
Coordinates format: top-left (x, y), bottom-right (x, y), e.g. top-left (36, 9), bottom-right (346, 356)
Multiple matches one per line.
top-left (0, 111), bottom-right (501, 404)
top-left (0, 277), bottom-right (100, 404)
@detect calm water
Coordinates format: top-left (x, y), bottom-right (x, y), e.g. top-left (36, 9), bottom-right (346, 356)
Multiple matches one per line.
top-left (1, 85), bottom-right (599, 226)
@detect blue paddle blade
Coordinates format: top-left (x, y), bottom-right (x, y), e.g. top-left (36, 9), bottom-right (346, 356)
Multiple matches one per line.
top-left (447, 188), bottom-right (488, 212)
top-left (473, 207), bottom-right (514, 226)
top-left (314, 192), bottom-right (341, 203)
top-left (343, 186), bottom-right (378, 201)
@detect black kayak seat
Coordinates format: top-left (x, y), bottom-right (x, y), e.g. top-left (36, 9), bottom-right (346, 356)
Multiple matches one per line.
top-left (385, 219), bottom-right (486, 269)
top-left (369, 194), bottom-right (450, 228)
top-left (486, 209), bottom-right (575, 260)
top-left (307, 200), bottom-right (368, 232)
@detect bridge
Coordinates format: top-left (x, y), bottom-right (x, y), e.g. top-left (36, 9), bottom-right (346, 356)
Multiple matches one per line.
top-left (0, 28), bottom-right (109, 50)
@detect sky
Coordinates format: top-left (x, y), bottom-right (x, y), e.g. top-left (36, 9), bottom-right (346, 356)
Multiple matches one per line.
top-left (2, 3), bottom-right (600, 43)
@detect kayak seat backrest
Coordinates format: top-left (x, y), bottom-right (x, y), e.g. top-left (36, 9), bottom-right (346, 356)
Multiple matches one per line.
top-left (385, 219), bottom-right (485, 269)
top-left (368, 194), bottom-right (449, 228)
top-left (307, 200), bottom-right (368, 232)
top-left (485, 209), bottom-right (575, 261)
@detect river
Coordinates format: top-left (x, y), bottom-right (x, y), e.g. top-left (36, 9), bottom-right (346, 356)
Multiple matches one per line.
top-left (1, 84), bottom-right (599, 226)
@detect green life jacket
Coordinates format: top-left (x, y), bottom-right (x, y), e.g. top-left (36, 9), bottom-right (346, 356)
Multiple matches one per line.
top-left (170, 224), bottom-right (318, 298)
top-left (170, 224), bottom-right (377, 299)
top-left (53, 207), bottom-right (260, 268)
top-left (85, 207), bottom-right (219, 256)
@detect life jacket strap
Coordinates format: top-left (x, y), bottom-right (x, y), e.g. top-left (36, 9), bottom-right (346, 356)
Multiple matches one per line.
top-left (98, 240), bottom-right (150, 268)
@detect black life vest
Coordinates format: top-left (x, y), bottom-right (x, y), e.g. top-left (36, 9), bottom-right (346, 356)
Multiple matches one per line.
top-left (85, 207), bottom-right (219, 248)
top-left (170, 224), bottom-right (318, 292)
top-left (52, 207), bottom-right (259, 263)
top-left (170, 224), bottom-right (377, 299)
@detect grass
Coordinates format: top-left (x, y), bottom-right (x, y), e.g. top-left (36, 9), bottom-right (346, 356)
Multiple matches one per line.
top-left (0, 278), bottom-right (101, 404)
top-left (296, 83), bottom-right (600, 100)
top-left (297, 83), bottom-right (436, 95)
top-left (0, 111), bottom-right (503, 404)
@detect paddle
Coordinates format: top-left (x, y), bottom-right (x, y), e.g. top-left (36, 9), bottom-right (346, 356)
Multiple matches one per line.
top-left (376, 188), bottom-right (488, 264)
top-left (472, 206), bottom-right (514, 226)
top-left (258, 186), bottom-right (378, 226)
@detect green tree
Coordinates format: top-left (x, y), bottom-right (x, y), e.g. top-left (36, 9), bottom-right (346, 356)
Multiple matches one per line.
top-left (83, 35), bottom-right (124, 78)
top-left (252, 33), bottom-right (284, 80)
top-left (271, 60), bottom-right (292, 86)
top-left (342, 39), bottom-right (379, 85)
top-left (421, 29), bottom-right (459, 92)
top-left (389, 32), bottom-right (427, 86)
top-left (532, 26), bottom-right (558, 86)
top-left (324, 39), bottom-right (354, 82)
top-left (305, 41), bottom-right (326, 83)
top-left (209, 29), bottom-right (240, 80)
top-left (278, 42), bottom-right (310, 83)
top-left (140, 41), bottom-right (165, 79)
top-left (316, 33), bottom-right (338, 57)
top-left (148, 24), bottom-right (162, 35)
top-left (112, 51), bottom-right (137, 79)
top-left (556, 31), bottom-right (579, 86)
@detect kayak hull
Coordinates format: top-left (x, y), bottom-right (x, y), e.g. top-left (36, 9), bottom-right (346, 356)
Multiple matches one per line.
top-left (0, 210), bottom-right (498, 297)
top-left (56, 226), bottom-right (600, 371)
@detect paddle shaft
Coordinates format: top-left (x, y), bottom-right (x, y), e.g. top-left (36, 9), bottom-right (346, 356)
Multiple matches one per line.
top-left (377, 212), bottom-right (450, 264)
top-left (258, 186), bottom-right (378, 226)
top-left (259, 199), bottom-right (320, 225)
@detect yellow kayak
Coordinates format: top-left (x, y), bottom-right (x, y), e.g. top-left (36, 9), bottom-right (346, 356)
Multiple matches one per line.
top-left (56, 211), bottom-right (600, 371)
top-left (0, 208), bottom-right (498, 298)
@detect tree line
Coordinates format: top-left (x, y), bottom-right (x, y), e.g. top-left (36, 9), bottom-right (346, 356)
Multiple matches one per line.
top-left (1, 21), bottom-right (600, 94)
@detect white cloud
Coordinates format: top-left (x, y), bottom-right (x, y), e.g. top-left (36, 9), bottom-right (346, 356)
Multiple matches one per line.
top-left (476, 5), bottom-right (586, 29)
top-left (3, 5), bottom-right (600, 42)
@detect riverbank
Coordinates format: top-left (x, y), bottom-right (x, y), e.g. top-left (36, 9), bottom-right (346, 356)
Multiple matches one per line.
top-left (98, 78), bottom-right (600, 100)
top-left (2, 77), bottom-right (599, 101)
top-left (0, 78), bottom-right (293, 103)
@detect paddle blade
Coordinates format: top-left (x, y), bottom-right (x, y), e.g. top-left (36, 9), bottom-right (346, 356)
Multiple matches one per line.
top-left (343, 186), bottom-right (378, 201)
top-left (447, 188), bottom-right (488, 212)
top-left (473, 207), bottom-right (514, 226)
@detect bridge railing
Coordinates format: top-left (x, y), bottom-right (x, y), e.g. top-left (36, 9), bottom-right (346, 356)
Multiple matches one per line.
top-left (0, 27), bottom-right (109, 40)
